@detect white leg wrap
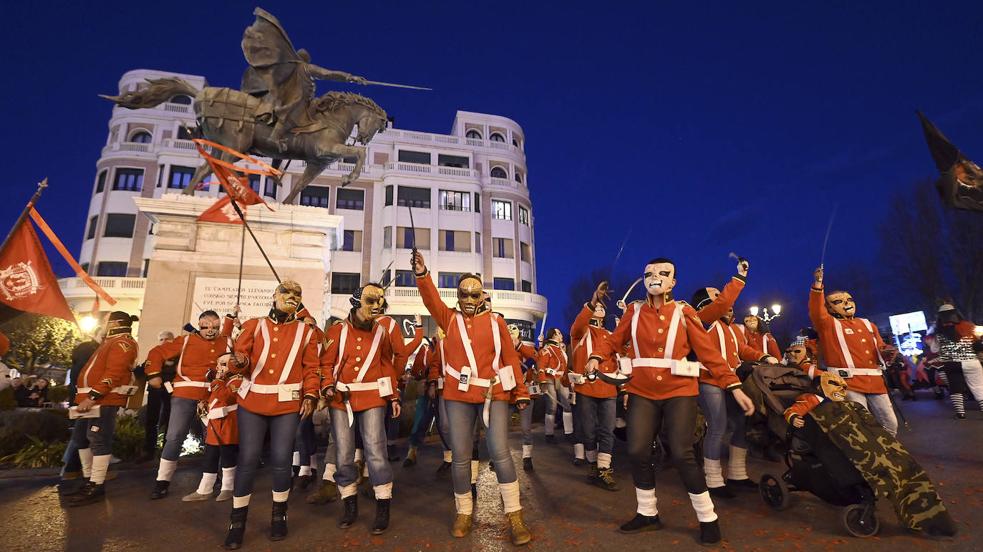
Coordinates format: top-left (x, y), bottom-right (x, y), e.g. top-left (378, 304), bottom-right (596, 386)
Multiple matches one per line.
top-left (221, 467), bottom-right (235, 491)
top-left (298, 465), bottom-right (312, 476)
top-left (156, 458), bottom-right (178, 482)
top-left (196, 472), bottom-right (217, 495)
top-left (454, 492), bottom-right (474, 515)
top-left (309, 454), bottom-right (317, 469)
top-left (322, 463), bottom-right (336, 482)
top-left (635, 487), bottom-right (658, 516)
top-left (499, 480), bottom-right (521, 513)
top-left (522, 444), bottom-right (533, 458)
top-left (703, 458), bottom-right (725, 488)
top-left (442, 450), bottom-right (452, 463)
top-left (544, 414), bottom-right (555, 436)
top-left (78, 448), bottom-right (93, 478)
top-left (562, 411), bottom-right (574, 434)
top-left (728, 446), bottom-right (749, 481)
top-left (597, 452), bottom-right (611, 469)
top-left (470, 460), bottom-right (479, 484)
top-left (689, 491), bottom-right (718, 522)
top-left (232, 494), bottom-right (251, 508)
top-left (373, 482), bottom-right (393, 500)
top-left (354, 448), bottom-right (364, 463)
top-left (361, 462), bottom-right (369, 478)
top-left (573, 443), bottom-right (585, 459)
top-left (272, 489), bottom-right (289, 503)
top-left (584, 448), bottom-right (596, 463)
top-left (292, 451), bottom-right (300, 466)
top-left (90, 454), bottom-right (111, 485)
top-left (339, 483), bottom-right (358, 499)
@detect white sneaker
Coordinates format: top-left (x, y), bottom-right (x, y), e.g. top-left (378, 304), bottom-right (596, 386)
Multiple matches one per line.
top-left (215, 490), bottom-right (234, 502)
top-left (182, 491), bottom-right (212, 502)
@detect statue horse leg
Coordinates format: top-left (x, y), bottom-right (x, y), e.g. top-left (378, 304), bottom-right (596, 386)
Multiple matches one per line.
top-left (183, 148), bottom-right (238, 195)
top-left (282, 159), bottom-right (328, 204)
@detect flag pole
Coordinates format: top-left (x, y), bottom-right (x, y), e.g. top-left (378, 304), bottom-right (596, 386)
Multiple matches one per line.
top-left (236, 219), bottom-right (246, 308)
top-left (1, 179), bottom-right (47, 253)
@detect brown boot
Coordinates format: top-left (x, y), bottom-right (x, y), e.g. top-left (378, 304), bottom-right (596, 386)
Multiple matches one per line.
top-left (305, 480), bottom-right (339, 504)
top-left (506, 509), bottom-right (532, 546)
top-left (451, 513), bottom-right (473, 538)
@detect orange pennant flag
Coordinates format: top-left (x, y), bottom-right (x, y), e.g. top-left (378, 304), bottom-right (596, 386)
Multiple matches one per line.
top-left (29, 207), bottom-right (117, 306)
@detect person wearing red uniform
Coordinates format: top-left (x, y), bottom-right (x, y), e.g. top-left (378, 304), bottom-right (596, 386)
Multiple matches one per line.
top-left (223, 281), bottom-right (322, 550)
top-left (428, 328), bottom-right (454, 474)
top-left (64, 311), bottom-right (140, 507)
top-left (183, 353), bottom-right (240, 502)
top-left (784, 339), bottom-right (817, 378)
top-left (742, 314), bottom-right (782, 359)
top-left (569, 282), bottom-right (619, 491)
top-left (412, 251), bottom-right (533, 546)
top-left (380, 311), bottom-right (423, 461)
top-left (585, 258), bottom-right (755, 545)
top-left (512, 326), bottom-right (540, 471)
top-left (321, 282), bottom-right (401, 534)
top-left (539, 329), bottom-right (573, 443)
top-left (691, 260), bottom-right (778, 498)
top-left (809, 268), bottom-right (898, 435)
top-left (405, 326), bottom-right (439, 468)
top-left (147, 310), bottom-right (234, 499)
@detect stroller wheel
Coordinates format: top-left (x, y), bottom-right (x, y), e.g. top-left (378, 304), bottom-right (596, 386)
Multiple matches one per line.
top-left (842, 504), bottom-right (879, 538)
top-left (758, 473), bottom-right (790, 511)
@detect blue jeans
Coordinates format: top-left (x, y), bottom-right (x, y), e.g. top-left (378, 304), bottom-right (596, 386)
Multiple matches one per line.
top-left (697, 383), bottom-right (747, 460)
top-left (438, 395), bottom-right (450, 451)
top-left (409, 394), bottom-right (436, 448)
top-left (234, 407), bottom-right (299, 497)
top-left (71, 406), bottom-right (119, 455)
top-left (519, 401), bottom-right (534, 446)
top-left (576, 395), bottom-right (616, 454)
top-left (331, 406), bottom-right (392, 488)
top-left (61, 430), bottom-right (81, 476)
top-left (161, 396), bottom-right (200, 461)
top-left (445, 400), bottom-right (516, 495)
top-left (202, 444), bottom-right (238, 473)
top-left (294, 416), bottom-right (315, 466)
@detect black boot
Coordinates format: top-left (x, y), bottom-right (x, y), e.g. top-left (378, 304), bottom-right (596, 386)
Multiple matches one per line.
top-left (372, 498), bottom-right (391, 535)
top-left (270, 501), bottom-right (288, 541)
top-left (726, 478), bottom-right (758, 490)
top-left (435, 461), bottom-right (452, 476)
top-left (60, 477), bottom-right (89, 496)
top-left (224, 506), bottom-right (248, 550)
top-left (619, 513), bottom-right (663, 533)
top-left (66, 481), bottom-right (105, 507)
top-left (339, 496), bottom-right (358, 529)
top-left (545, 435), bottom-right (556, 444)
top-left (150, 480), bottom-right (170, 500)
top-left (523, 457), bottom-right (534, 472)
top-left (470, 483), bottom-right (477, 500)
top-left (708, 485), bottom-right (735, 499)
top-left (700, 520), bottom-right (721, 544)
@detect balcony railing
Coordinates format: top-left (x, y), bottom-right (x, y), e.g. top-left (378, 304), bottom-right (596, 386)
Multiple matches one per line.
top-left (162, 138), bottom-right (198, 151)
top-left (488, 177), bottom-right (520, 189)
top-left (58, 277), bottom-right (147, 298)
top-left (385, 129), bottom-right (524, 155)
top-left (383, 162), bottom-right (477, 179)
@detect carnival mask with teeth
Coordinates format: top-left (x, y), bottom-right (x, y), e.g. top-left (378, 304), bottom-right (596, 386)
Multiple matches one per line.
top-left (457, 276), bottom-right (485, 316)
top-left (274, 281), bottom-right (303, 314)
top-left (198, 314), bottom-right (221, 341)
top-left (352, 284), bottom-right (385, 321)
top-left (819, 371), bottom-right (848, 401)
top-left (643, 260), bottom-right (676, 299)
top-left (743, 315), bottom-right (761, 332)
top-left (826, 291), bottom-right (856, 319)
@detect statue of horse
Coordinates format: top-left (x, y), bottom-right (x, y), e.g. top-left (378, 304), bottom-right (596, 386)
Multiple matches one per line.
top-left (101, 77), bottom-right (388, 203)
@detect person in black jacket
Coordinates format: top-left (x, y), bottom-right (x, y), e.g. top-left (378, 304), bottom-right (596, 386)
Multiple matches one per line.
top-left (136, 331), bottom-right (178, 461)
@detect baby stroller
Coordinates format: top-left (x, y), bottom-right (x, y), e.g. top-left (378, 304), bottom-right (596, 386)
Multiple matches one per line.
top-left (743, 364), bottom-right (880, 538)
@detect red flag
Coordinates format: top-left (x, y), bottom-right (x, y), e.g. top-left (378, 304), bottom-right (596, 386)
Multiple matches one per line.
top-left (198, 196), bottom-right (247, 224)
top-left (0, 218), bottom-right (74, 322)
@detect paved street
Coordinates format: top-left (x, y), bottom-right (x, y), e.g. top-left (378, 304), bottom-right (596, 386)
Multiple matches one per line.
top-left (1, 393), bottom-right (980, 552)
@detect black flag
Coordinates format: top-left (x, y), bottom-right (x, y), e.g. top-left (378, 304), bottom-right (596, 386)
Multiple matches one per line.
top-left (917, 111), bottom-right (983, 212)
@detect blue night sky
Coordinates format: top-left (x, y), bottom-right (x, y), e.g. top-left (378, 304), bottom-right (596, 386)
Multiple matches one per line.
top-left (2, 1), bottom-right (982, 333)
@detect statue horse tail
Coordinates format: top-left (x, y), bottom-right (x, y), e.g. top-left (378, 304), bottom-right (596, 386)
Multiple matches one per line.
top-left (99, 77), bottom-right (200, 110)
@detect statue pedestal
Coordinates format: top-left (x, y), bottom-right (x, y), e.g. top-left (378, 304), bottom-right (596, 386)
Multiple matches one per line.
top-left (133, 194), bottom-right (343, 356)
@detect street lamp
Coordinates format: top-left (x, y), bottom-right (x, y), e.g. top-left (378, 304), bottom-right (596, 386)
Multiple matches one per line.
top-left (750, 304), bottom-right (782, 324)
top-left (79, 315), bottom-right (98, 334)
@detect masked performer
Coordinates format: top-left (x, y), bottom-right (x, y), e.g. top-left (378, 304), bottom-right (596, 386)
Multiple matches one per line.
top-left (147, 311), bottom-right (234, 499)
top-left (512, 325), bottom-right (540, 471)
top-left (926, 303), bottom-right (983, 419)
top-left (305, 317), bottom-right (347, 505)
top-left (785, 372), bottom-right (957, 537)
top-left (379, 312), bottom-right (423, 461)
top-left (586, 259), bottom-right (755, 544)
top-left (784, 338), bottom-right (817, 378)
top-left (223, 281), bottom-right (321, 549)
top-left (405, 331), bottom-right (437, 467)
top-left (742, 314), bottom-right (782, 360)
top-left (184, 353), bottom-right (239, 502)
top-left (321, 283), bottom-right (400, 534)
top-left (569, 282), bottom-right (619, 490)
top-left (539, 329), bottom-right (573, 443)
top-left (691, 260), bottom-right (777, 498)
top-left (64, 311), bottom-right (139, 506)
top-left (809, 268), bottom-right (897, 435)
top-left (412, 251), bottom-right (533, 545)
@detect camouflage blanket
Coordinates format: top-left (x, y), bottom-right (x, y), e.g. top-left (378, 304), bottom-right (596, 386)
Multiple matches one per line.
top-left (809, 400), bottom-right (955, 534)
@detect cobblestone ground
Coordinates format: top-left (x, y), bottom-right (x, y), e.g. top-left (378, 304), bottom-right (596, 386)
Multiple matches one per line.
top-left (0, 392), bottom-right (979, 552)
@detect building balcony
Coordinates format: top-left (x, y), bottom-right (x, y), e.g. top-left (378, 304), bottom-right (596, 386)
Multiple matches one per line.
top-left (58, 276), bottom-right (148, 315)
top-left (488, 177), bottom-right (524, 190)
top-left (385, 128), bottom-right (525, 158)
top-left (382, 162), bottom-right (478, 180)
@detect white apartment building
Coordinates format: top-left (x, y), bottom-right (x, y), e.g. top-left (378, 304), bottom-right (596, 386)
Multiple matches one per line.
top-left (61, 69), bottom-right (546, 338)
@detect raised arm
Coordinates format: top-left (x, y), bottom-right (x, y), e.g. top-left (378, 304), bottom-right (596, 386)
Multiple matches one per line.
top-left (590, 303), bottom-right (634, 361)
top-left (413, 251), bottom-right (454, 331)
top-left (697, 275), bottom-right (746, 324)
top-left (685, 308), bottom-right (740, 390)
top-left (808, 267), bottom-right (830, 331)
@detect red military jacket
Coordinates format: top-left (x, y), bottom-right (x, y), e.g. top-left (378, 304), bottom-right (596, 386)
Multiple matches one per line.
top-left (74, 332), bottom-right (138, 407)
top-left (592, 299), bottom-right (739, 400)
top-left (427, 337), bottom-right (444, 390)
top-left (744, 328), bottom-right (782, 360)
top-left (784, 393), bottom-right (823, 424)
top-left (322, 316), bottom-right (399, 413)
top-left (696, 276), bottom-right (767, 388)
top-left (537, 342), bottom-right (568, 384)
top-left (231, 315), bottom-right (322, 416)
top-left (570, 305), bottom-right (618, 399)
top-left (809, 286), bottom-right (887, 394)
top-left (515, 342), bottom-right (540, 386)
top-left (417, 272), bottom-right (529, 405)
top-left (205, 377), bottom-right (239, 446)
top-left (409, 341), bottom-right (433, 395)
top-left (376, 316), bottom-right (423, 373)
top-left (145, 317), bottom-right (234, 401)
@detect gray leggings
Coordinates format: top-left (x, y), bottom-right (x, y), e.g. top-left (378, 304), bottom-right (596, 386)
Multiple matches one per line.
top-left (445, 400), bottom-right (516, 495)
top-left (520, 400), bottom-right (534, 445)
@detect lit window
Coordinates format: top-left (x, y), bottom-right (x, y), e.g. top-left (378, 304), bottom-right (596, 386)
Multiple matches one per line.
top-left (490, 133), bottom-right (506, 143)
top-left (398, 186), bottom-right (430, 208)
top-left (518, 206), bottom-right (530, 225)
top-left (336, 188), bottom-right (364, 210)
top-left (112, 168), bottom-right (144, 192)
top-left (492, 200), bottom-right (512, 221)
top-left (168, 166), bottom-right (195, 189)
top-left (439, 190), bottom-right (471, 212)
top-left (394, 270), bottom-right (415, 287)
top-left (465, 130), bottom-right (482, 140)
top-left (300, 186), bottom-right (329, 208)
top-left (490, 166), bottom-right (508, 179)
top-left (438, 272), bottom-right (467, 288)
